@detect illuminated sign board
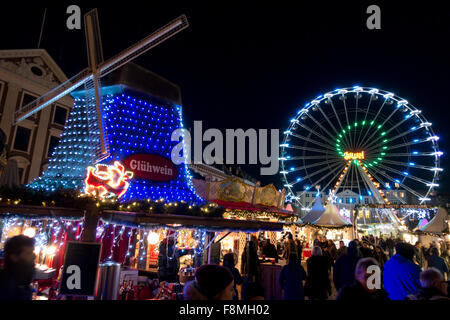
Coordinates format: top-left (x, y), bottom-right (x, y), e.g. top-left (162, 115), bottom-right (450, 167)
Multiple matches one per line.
top-left (343, 151), bottom-right (365, 160)
top-left (122, 154), bottom-right (178, 182)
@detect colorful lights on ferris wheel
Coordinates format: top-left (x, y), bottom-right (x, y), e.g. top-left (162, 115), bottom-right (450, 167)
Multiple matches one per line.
top-left (383, 92), bottom-right (394, 99)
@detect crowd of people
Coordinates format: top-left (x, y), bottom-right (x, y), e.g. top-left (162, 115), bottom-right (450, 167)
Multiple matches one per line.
top-left (0, 233), bottom-right (449, 300)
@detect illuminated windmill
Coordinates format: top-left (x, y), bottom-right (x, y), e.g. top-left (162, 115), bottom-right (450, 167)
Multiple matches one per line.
top-left (21, 10), bottom-right (201, 203)
top-left (15, 9), bottom-right (188, 164)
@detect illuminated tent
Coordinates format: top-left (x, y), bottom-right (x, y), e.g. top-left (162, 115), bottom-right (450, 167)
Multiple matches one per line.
top-left (301, 196), bottom-right (325, 224)
top-left (309, 202), bottom-right (352, 228)
top-left (420, 207), bottom-right (449, 234)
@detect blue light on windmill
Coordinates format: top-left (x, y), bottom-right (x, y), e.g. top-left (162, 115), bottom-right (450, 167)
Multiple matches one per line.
top-left (290, 167), bottom-right (295, 171)
top-left (338, 198), bottom-right (342, 203)
top-left (349, 198), bottom-right (353, 203)
top-left (368, 191), bottom-right (372, 196)
top-left (410, 126), bottom-right (416, 130)
top-left (386, 185), bottom-right (391, 189)
top-left (403, 172), bottom-right (409, 176)
top-left (409, 162), bottom-right (415, 166)
top-left (286, 155), bottom-right (291, 159)
top-left (296, 177), bottom-right (302, 182)
top-left (413, 139), bottom-right (419, 143)
top-left (359, 195), bottom-right (363, 200)
top-left (413, 151), bottom-right (419, 155)
top-left (395, 179), bottom-right (400, 183)
top-left (316, 95), bottom-right (323, 99)
top-left (304, 185), bottom-right (310, 190)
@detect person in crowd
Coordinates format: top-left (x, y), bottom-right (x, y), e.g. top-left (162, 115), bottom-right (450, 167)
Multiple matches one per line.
top-left (319, 236), bottom-right (328, 250)
top-left (243, 281), bottom-right (265, 300)
top-left (383, 242), bottom-right (422, 300)
top-left (373, 246), bottom-right (388, 269)
top-left (279, 253), bottom-right (307, 300)
top-left (406, 268), bottom-right (449, 300)
top-left (241, 235), bottom-right (260, 282)
top-left (360, 241), bottom-right (373, 258)
top-left (0, 235), bottom-right (36, 300)
top-left (336, 240), bottom-right (347, 258)
top-left (305, 246), bottom-right (331, 300)
top-left (282, 233), bottom-right (298, 260)
top-left (327, 240), bottom-right (337, 263)
top-left (262, 239), bottom-right (279, 262)
top-left (295, 239), bottom-right (303, 261)
top-left (379, 237), bottom-right (386, 252)
top-left (321, 245), bottom-right (333, 272)
top-left (336, 257), bottom-right (389, 301)
top-left (158, 234), bottom-right (193, 283)
top-left (414, 241), bottom-right (426, 269)
top-left (427, 247), bottom-right (449, 280)
top-left (333, 240), bottom-right (361, 292)
top-left (183, 264), bottom-right (235, 300)
top-left (385, 237), bottom-right (395, 258)
top-left (222, 253), bottom-right (243, 300)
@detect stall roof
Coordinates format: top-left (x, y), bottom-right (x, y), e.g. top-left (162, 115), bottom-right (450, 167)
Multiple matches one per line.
top-left (301, 196), bottom-right (325, 224)
top-left (306, 202), bottom-right (352, 228)
top-left (100, 210), bottom-right (284, 233)
top-left (0, 204), bottom-right (84, 219)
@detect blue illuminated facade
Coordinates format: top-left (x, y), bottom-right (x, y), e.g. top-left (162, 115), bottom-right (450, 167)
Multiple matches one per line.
top-left (29, 84), bottom-right (203, 204)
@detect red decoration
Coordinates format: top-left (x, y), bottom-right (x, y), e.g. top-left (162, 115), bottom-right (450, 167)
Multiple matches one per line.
top-left (85, 161), bottom-right (133, 198)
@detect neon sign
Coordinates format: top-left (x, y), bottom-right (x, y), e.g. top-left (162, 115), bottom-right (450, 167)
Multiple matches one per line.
top-left (84, 161), bottom-right (133, 198)
top-left (343, 151), bottom-right (365, 160)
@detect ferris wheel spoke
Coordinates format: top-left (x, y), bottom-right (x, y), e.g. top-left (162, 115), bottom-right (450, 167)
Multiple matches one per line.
top-left (305, 112), bottom-right (340, 143)
top-left (340, 94), bottom-right (354, 147)
top-left (287, 144), bottom-right (334, 154)
top-left (381, 159), bottom-right (437, 172)
top-left (364, 118), bottom-right (410, 151)
top-left (376, 163), bottom-right (435, 186)
top-left (289, 132), bottom-right (336, 151)
top-left (296, 122), bottom-right (336, 146)
top-left (297, 161), bottom-right (344, 182)
top-left (365, 165), bottom-right (425, 200)
top-left (356, 99), bottom-right (387, 150)
top-left (320, 163), bottom-right (349, 192)
top-left (328, 98), bottom-right (350, 145)
top-left (318, 107), bottom-right (340, 137)
top-left (287, 158), bottom-right (343, 172)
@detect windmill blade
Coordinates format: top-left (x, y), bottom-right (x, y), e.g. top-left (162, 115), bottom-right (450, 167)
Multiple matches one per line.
top-left (98, 14), bottom-right (189, 77)
top-left (14, 68), bottom-right (92, 124)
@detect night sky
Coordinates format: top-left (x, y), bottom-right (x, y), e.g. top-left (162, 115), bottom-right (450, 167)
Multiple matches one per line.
top-left (1, 1), bottom-right (450, 191)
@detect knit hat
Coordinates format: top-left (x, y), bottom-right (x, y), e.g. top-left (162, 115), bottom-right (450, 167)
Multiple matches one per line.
top-left (194, 264), bottom-right (234, 299)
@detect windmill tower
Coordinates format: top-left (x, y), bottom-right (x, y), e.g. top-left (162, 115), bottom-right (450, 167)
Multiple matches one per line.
top-left (21, 10), bottom-right (201, 203)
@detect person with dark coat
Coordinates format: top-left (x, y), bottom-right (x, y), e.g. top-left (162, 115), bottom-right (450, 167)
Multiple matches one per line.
top-left (360, 241), bottom-right (373, 258)
top-left (336, 257), bottom-right (390, 301)
top-left (327, 240), bottom-right (338, 263)
top-left (336, 241), bottom-right (347, 258)
top-left (373, 246), bottom-right (388, 269)
top-left (282, 233), bottom-right (298, 260)
top-left (241, 236), bottom-right (260, 282)
top-left (0, 235), bottom-right (36, 300)
top-left (295, 239), bottom-right (303, 261)
top-left (427, 247), bottom-right (449, 279)
top-left (262, 240), bottom-right (279, 262)
top-left (414, 241), bottom-right (426, 270)
top-left (158, 236), bottom-right (193, 283)
top-left (305, 246), bottom-right (331, 300)
top-left (406, 268), bottom-right (449, 300)
top-left (279, 253), bottom-right (307, 300)
top-left (223, 253), bottom-right (243, 300)
top-left (383, 242), bottom-right (422, 300)
top-left (385, 237), bottom-right (395, 258)
top-left (333, 240), bottom-right (361, 291)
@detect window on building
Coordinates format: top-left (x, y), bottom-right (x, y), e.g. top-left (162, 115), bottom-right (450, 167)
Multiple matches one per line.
top-left (47, 136), bottom-right (60, 158)
top-left (305, 194), bottom-right (310, 198)
top-left (53, 106), bottom-right (68, 126)
top-left (21, 93), bottom-right (36, 108)
top-left (13, 126), bottom-right (32, 152)
top-left (393, 191), bottom-right (398, 197)
top-left (400, 192), bottom-right (405, 198)
top-left (305, 202), bottom-right (309, 207)
top-left (346, 197), bottom-right (350, 204)
top-left (365, 198), bottom-right (369, 204)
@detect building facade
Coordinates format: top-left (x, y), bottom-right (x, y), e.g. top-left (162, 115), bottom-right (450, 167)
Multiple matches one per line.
top-left (0, 49), bottom-right (72, 184)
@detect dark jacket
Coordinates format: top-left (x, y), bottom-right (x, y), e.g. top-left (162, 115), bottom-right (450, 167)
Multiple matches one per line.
top-left (0, 269), bottom-right (32, 300)
top-left (333, 242), bottom-right (360, 290)
top-left (279, 262), bottom-right (307, 300)
top-left (223, 261), bottom-right (243, 300)
top-left (336, 281), bottom-right (390, 301)
top-left (427, 255), bottom-right (449, 276)
top-left (305, 256), bottom-right (331, 300)
top-left (406, 287), bottom-right (450, 301)
top-left (241, 241), bottom-right (260, 279)
top-left (262, 243), bottom-right (279, 262)
top-left (383, 254), bottom-right (422, 300)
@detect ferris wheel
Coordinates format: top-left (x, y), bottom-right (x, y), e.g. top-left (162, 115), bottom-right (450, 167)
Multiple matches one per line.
top-left (280, 86), bottom-right (443, 208)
